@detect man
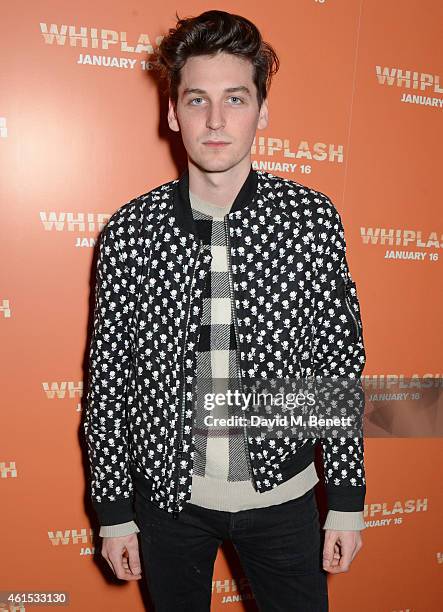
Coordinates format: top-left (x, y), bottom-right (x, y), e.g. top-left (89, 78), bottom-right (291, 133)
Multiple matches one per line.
top-left (83, 9), bottom-right (367, 611)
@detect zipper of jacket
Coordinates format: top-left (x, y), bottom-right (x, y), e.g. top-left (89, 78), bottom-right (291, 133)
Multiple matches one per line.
top-left (343, 282), bottom-right (359, 342)
top-left (224, 216), bottom-right (256, 489)
top-left (172, 240), bottom-right (205, 519)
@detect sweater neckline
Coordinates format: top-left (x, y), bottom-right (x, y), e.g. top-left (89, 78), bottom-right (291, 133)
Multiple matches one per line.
top-left (189, 190), bottom-right (233, 218)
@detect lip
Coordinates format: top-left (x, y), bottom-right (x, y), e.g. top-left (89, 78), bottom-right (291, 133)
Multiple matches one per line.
top-left (203, 141), bottom-right (231, 146)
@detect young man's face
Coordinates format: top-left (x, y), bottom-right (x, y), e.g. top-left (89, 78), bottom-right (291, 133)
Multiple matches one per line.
top-left (167, 51), bottom-right (268, 174)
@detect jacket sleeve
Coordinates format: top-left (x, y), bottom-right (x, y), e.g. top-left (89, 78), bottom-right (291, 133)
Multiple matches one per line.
top-left (312, 196), bottom-right (367, 519)
top-left (83, 212), bottom-right (138, 526)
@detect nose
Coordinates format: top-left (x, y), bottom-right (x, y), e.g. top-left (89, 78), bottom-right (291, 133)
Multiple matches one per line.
top-left (206, 103), bottom-right (226, 130)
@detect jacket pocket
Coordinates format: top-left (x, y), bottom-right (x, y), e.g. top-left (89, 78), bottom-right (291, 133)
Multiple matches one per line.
top-left (337, 277), bottom-right (361, 344)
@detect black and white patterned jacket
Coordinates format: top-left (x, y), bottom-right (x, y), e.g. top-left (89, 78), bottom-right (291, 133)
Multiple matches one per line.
top-left (83, 166), bottom-right (367, 526)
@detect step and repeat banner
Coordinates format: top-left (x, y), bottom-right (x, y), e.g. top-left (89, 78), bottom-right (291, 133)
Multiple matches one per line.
top-left (1, 0), bottom-right (442, 610)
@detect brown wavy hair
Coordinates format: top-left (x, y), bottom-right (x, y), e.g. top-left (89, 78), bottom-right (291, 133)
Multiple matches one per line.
top-left (153, 9), bottom-right (280, 110)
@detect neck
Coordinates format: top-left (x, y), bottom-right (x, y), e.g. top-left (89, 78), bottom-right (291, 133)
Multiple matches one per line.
top-left (187, 157), bottom-right (252, 208)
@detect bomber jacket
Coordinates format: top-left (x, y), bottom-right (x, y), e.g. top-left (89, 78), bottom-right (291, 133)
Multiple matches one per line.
top-left (83, 165), bottom-right (367, 530)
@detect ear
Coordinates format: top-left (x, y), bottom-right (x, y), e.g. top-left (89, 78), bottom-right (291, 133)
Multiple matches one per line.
top-left (257, 98), bottom-right (269, 130)
top-left (167, 98), bottom-right (180, 132)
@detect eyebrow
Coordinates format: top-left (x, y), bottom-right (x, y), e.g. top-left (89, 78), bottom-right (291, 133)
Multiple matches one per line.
top-left (182, 86), bottom-right (252, 98)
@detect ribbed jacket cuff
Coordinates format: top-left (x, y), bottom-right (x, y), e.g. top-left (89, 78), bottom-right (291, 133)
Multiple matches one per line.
top-left (92, 499), bottom-right (135, 525)
top-left (325, 484), bottom-right (366, 512)
top-left (323, 510), bottom-right (366, 531)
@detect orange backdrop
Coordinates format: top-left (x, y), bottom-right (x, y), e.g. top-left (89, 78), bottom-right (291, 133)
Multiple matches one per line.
top-left (1, 0), bottom-right (442, 610)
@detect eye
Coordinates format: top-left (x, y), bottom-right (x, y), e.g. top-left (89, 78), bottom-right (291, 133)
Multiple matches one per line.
top-left (229, 96), bottom-right (244, 104)
top-left (190, 97), bottom-right (204, 105)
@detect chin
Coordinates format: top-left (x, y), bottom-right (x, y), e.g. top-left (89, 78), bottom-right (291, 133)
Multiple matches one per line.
top-left (190, 159), bottom-right (226, 173)
top-left (191, 153), bottom-right (243, 173)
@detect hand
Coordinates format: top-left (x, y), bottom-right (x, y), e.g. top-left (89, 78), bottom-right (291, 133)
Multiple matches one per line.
top-left (322, 530), bottom-right (363, 573)
top-left (101, 533), bottom-right (142, 581)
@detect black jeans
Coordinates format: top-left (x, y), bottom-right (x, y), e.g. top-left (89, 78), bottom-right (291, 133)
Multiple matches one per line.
top-left (134, 487), bottom-right (328, 612)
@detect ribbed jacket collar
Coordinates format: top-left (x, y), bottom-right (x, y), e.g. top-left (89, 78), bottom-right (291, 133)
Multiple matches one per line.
top-left (172, 164), bottom-right (258, 238)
